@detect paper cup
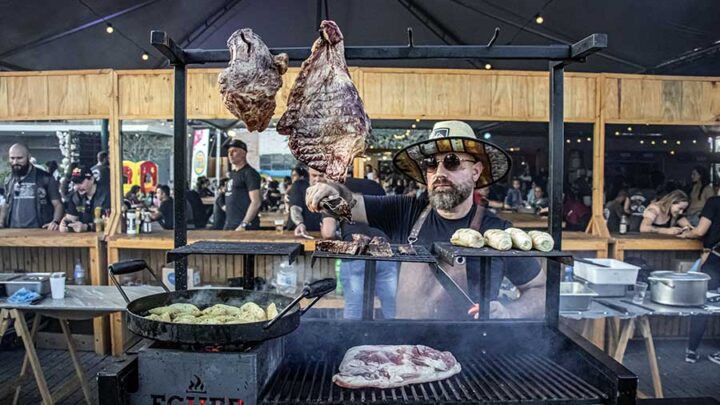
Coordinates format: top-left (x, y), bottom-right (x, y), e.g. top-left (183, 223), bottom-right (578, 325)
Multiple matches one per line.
top-left (50, 276), bottom-right (66, 299)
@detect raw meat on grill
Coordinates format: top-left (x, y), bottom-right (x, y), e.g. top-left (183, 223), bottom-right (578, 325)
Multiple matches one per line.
top-left (351, 234), bottom-right (372, 251)
top-left (277, 20), bottom-right (370, 182)
top-left (316, 240), bottom-right (364, 255)
top-left (333, 345), bottom-right (461, 389)
top-left (218, 28), bottom-right (288, 132)
top-left (366, 236), bottom-right (393, 257)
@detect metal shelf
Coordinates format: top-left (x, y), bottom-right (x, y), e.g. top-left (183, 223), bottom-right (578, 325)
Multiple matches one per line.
top-left (166, 241), bottom-right (303, 264)
top-left (433, 242), bottom-right (571, 266)
top-left (310, 244), bottom-right (435, 267)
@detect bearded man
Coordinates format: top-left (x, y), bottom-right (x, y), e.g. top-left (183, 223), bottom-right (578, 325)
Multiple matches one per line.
top-left (1, 143), bottom-right (63, 230)
top-left (306, 121), bottom-right (545, 319)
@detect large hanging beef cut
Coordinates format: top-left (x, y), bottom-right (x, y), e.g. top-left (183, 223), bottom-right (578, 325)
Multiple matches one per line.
top-left (277, 20), bottom-right (370, 182)
top-left (218, 28), bottom-right (288, 132)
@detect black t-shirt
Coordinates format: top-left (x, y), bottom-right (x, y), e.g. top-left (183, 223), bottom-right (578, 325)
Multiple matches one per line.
top-left (364, 194), bottom-right (541, 299)
top-left (224, 165), bottom-right (261, 230)
top-left (158, 198), bottom-right (174, 229)
top-left (288, 179), bottom-right (322, 232)
top-left (66, 188), bottom-right (111, 227)
top-left (700, 196), bottom-right (720, 249)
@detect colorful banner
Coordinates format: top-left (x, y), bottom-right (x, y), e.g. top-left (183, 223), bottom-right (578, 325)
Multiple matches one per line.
top-left (191, 129), bottom-right (210, 185)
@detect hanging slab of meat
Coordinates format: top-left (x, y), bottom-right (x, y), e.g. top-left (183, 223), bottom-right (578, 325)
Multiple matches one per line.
top-left (333, 345), bottom-right (461, 389)
top-left (277, 20), bottom-right (370, 182)
top-left (218, 28), bottom-right (288, 132)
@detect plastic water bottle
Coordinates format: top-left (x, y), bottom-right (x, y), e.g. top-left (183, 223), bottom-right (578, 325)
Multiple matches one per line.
top-left (275, 261), bottom-right (297, 295)
top-left (335, 259), bottom-right (343, 296)
top-left (74, 259), bottom-right (86, 285)
top-left (564, 265), bottom-right (574, 283)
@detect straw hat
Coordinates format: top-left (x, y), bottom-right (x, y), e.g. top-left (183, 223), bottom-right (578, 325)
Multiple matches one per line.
top-left (392, 120), bottom-right (511, 188)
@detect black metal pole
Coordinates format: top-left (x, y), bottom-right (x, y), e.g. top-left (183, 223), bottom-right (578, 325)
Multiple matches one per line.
top-left (242, 255), bottom-right (255, 290)
top-left (546, 61), bottom-right (565, 327)
top-left (479, 257), bottom-right (491, 320)
top-left (100, 119), bottom-right (109, 152)
top-left (173, 63), bottom-right (188, 291)
top-left (362, 260), bottom-right (377, 320)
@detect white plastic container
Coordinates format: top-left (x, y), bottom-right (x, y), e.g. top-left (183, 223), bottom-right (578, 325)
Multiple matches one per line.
top-left (573, 259), bottom-right (640, 285)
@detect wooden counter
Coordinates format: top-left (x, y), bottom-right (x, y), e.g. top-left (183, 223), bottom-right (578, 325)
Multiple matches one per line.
top-left (610, 233), bottom-right (703, 261)
top-left (498, 212), bottom-right (548, 229)
top-left (0, 229), bottom-right (108, 355)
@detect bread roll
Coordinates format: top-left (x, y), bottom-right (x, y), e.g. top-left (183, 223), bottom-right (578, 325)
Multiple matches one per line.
top-left (483, 229), bottom-right (512, 251)
top-left (505, 227), bottom-right (533, 251)
top-left (450, 228), bottom-right (485, 248)
top-left (527, 230), bottom-right (554, 252)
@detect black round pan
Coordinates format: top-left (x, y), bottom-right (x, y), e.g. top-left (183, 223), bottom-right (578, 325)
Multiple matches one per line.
top-left (109, 259), bottom-right (335, 346)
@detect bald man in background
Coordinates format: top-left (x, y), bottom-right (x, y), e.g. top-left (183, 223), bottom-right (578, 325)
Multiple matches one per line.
top-left (0, 144), bottom-right (63, 230)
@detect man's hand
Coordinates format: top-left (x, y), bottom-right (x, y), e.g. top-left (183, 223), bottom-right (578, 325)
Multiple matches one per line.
top-left (43, 221), bottom-right (59, 231)
top-left (305, 182), bottom-right (340, 213)
top-left (235, 223), bottom-right (246, 232)
top-left (59, 221), bottom-right (70, 233)
top-left (467, 301), bottom-right (511, 319)
top-left (294, 223), bottom-right (308, 237)
top-left (69, 221), bottom-right (86, 233)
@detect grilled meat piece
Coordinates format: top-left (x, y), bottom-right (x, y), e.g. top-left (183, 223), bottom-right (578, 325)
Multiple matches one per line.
top-left (333, 345), bottom-right (461, 389)
top-left (277, 20), bottom-right (370, 182)
top-left (316, 240), bottom-right (364, 255)
top-left (366, 236), bottom-right (393, 257)
top-left (218, 28), bottom-right (288, 132)
top-left (351, 234), bottom-right (371, 252)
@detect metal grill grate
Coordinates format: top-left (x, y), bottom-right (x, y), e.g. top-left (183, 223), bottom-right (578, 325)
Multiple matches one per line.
top-left (261, 352), bottom-right (607, 404)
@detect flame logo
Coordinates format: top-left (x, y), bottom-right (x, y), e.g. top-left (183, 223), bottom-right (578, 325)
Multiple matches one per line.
top-left (186, 374), bottom-right (206, 394)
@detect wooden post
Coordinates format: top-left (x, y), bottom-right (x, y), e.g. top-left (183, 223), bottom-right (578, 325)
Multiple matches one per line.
top-left (589, 75), bottom-right (610, 237)
top-left (638, 316), bottom-right (664, 398)
top-left (353, 157), bottom-right (365, 179)
top-left (90, 237), bottom-right (109, 355)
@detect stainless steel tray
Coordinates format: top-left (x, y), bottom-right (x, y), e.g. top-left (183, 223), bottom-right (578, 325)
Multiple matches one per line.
top-left (1, 272), bottom-right (56, 296)
top-left (560, 281), bottom-right (598, 311)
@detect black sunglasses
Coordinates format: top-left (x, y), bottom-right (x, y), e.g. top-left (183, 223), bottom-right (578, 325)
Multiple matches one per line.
top-left (420, 153), bottom-right (476, 173)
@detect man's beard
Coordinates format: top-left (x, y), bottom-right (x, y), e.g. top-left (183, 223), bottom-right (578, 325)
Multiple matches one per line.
top-left (11, 163), bottom-right (29, 176)
top-left (428, 177), bottom-right (473, 210)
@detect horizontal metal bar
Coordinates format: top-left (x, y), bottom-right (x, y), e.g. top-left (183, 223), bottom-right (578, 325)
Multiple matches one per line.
top-left (570, 33), bottom-right (608, 60)
top-left (183, 44), bottom-right (593, 64)
top-left (150, 30), bottom-right (185, 65)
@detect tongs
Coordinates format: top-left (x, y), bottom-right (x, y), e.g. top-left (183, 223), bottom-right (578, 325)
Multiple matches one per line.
top-left (320, 195), bottom-right (354, 223)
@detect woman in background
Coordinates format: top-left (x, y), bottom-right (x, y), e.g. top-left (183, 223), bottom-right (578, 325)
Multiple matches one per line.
top-left (639, 190), bottom-right (691, 236)
top-left (686, 166), bottom-right (714, 226)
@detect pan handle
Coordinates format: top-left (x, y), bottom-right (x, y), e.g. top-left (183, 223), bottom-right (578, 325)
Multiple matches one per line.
top-left (264, 278), bottom-right (337, 330)
top-left (108, 259), bottom-right (170, 304)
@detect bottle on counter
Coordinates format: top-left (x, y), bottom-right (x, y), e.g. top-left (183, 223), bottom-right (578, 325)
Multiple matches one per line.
top-left (126, 210), bottom-right (137, 235)
top-left (74, 259), bottom-right (86, 285)
top-left (334, 259), bottom-right (343, 296)
top-left (275, 261), bottom-right (298, 295)
top-left (619, 215), bottom-right (628, 234)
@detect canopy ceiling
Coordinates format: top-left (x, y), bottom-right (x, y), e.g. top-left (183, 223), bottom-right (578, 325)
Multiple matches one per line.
top-left (1, 0), bottom-right (719, 75)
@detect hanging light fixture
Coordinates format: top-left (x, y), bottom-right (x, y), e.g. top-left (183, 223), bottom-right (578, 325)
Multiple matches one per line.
top-left (484, 63), bottom-right (492, 70)
top-left (627, 126), bottom-right (633, 131)
top-left (535, 13), bottom-right (544, 24)
top-left (141, 52), bottom-right (149, 61)
top-left (614, 131), bottom-right (620, 136)
top-left (105, 23), bottom-right (114, 34)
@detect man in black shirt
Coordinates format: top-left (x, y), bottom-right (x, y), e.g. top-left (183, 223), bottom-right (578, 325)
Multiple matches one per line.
top-left (307, 121), bottom-right (545, 319)
top-left (222, 138), bottom-right (262, 231)
top-left (680, 196), bottom-right (720, 364)
top-left (59, 166), bottom-right (110, 232)
top-left (288, 165), bottom-right (324, 237)
top-left (1, 144), bottom-right (63, 230)
top-left (150, 185), bottom-right (175, 229)
top-left (91, 151), bottom-right (110, 198)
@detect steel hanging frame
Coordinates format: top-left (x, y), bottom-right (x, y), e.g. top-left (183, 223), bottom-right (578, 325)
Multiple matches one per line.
top-left (150, 29), bottom-right (606, 310)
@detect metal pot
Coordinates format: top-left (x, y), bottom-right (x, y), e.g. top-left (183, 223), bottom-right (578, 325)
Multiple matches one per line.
top-left (647, 271), bottom-right (710, 307)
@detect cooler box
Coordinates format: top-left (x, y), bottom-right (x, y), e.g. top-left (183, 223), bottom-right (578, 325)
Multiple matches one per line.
top-left (573, 259), bottom-right (640, 285)
top-left (162, 267), bottom-right (201, 290)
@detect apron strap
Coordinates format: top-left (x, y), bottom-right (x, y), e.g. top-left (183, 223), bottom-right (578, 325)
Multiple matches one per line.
top-left (469, 204), bottom-right (486, 232)
top-left (408, 205), bottom-right (433, 244)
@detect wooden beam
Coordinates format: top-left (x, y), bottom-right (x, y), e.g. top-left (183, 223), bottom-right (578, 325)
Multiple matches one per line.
top-left (589, 75), bottom-right (610, 237)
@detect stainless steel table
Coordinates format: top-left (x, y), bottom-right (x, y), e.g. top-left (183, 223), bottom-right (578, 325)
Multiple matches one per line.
top-left (0, 286), bottom-right (162, 405)
top-left (560, 294), bottom-right (718, 399)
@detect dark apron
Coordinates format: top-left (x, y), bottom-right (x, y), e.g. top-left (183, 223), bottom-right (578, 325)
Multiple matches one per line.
top-left (396, 204), bottom-right (485, 319)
